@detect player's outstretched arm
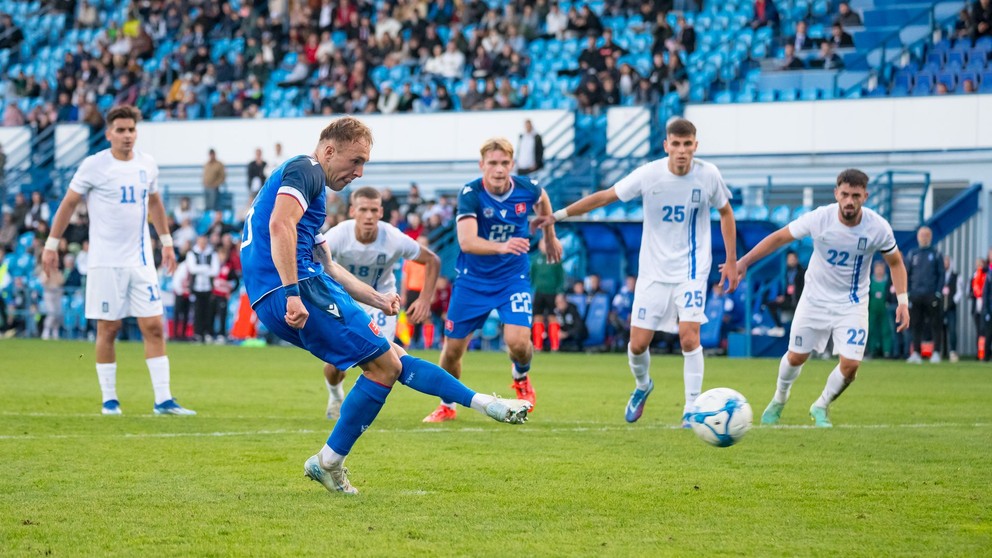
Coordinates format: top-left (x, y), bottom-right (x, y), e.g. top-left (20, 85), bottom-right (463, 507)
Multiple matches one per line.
top-left (534, 190), bottom-right (562, 263)
top-left (734, 226), bottom-right (797, 279)
top-left (717, 202), bottom-right (739, 292)
top-left (884, 249), bottom-right (911, 332)
top-left (530, 187), bottom-right (620, 232)
top-left (270, 195), bottom-right (308, 329)
top-left (147, 192), bottom-right (176, 274)
top-left (42, 189), bottom-right (84, 278)
top-left (406, 245), bottom-right (440, 324)
top-left (323, 258), bottom-right (399, 314)
top-left (457, 217), bottom-right (529, 256)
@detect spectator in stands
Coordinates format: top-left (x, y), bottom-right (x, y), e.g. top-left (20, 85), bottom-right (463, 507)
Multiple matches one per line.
top-left (554, 293), bottom-right (587, 352)
top-left (578, 34), bottom-right (606, 74)
top-left (531, 237), bottom-right (565, 351)
top-left (0, 214), bottom-right (16, 250)
top-left (974, 0), bottom-right (992, 40)
top-left (634, 75), bottom-right (661, 104)
top-left (380, 188), bottom-right (400, 223)
top-left (0, 14), bottom-right (24, 55)
top-left (935, 82), bottom-right (950, 95)
top-left (439, 41), bottom-right (467, 79)
top-left (751, 0), bottom-right (781, 32)
top-left (834, 2), bottom-right (863, 27)
top-left (666, 54), bottom-right (690, 98)
top-left (789, 21), bottom-right (817, 51)
top-left (546, 2), bottom-right (569, 40)
top-left (810, 41), bottom-right (844, 70)
top-left (185, 235), bottom-right (218, 343)
top-left (77, 0), bottom-right (99, 29)
top-left (170, 250), bottom-right (191, 340)
top-left (982, 249), bottom-right (992, 361)
top-left (3, 102), bottom-right (26, 127)
top-left (202, 148), bottom-right (226, 211)
top-left (765, 250), bottom-right (805, 329)
top-left (829, 23), bottom-right (855, 49)
top-left (666, 14), bottom-right (697, 55)
top-left (609, 275), bottom-right (636, 352)
top-left (247, 148), bottom-right (267, 195)
top-left (867, 260), bottom-right (895, 358)
top-left (941, 255), bottom-right (963, 362)
top-left (575, 78), bottom-right (605, 114)
top-left (9, 193), bottom-right (29, 234)
top-left (962, 79), bottom-right (977, 94)
top-left (38, 254), bottom-right (65, 340)
top-left (906, 226), bottom-right (945, 363)
top-left (396, 82), bottom-right (421, 113)
top-left (24, 192), bottom-right (51, 234)
top-left (210, 244), bottom-right (237, 344)
top-left (779, 44), bottom-right (806, 71)
top-left (516, 119), bottom-right (544, 175)
top-left (377, 82), bottom-right (399, 113)
top-left (435, 83), bottom-right (456, 111)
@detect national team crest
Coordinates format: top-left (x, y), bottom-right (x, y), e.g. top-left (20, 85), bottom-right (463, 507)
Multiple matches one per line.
top-left (445, 319), bottom-right (454, 332)
top-left (637, 308), bottom-right (646, 319)
top-left (515, 202), bottom-right (526, 215)
top-left (858, 237), bottom-right (867, 251)
top-left (376, 254), bottom-right (386, 265)
top-left (139, 170), bottom-right (147, 183)
top-left (691, 189), bottom-right (701, 203)
top-left (483, 207), bottom-right (494, 218)
top-left (795, 335), bottom-right (803, 347)
top-left (368, 319), bottom-right (381, 336)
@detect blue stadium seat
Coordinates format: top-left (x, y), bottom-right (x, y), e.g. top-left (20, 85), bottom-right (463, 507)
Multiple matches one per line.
top-left (770, 205), bottom-right (792, 227)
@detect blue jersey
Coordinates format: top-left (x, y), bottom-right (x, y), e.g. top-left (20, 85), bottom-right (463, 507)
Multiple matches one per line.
top-left (455, 176), bottom-right (542, 291)
top-left (241, 155), bottom-right (327, 306)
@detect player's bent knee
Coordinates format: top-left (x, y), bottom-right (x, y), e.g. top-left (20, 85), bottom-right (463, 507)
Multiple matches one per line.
top-left (787, 351), bottom-right (809, 366)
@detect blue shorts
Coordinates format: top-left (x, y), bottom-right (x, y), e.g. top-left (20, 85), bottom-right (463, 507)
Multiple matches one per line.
top-left (444, 278), bottom-right (533, 339)
top-left (254, 275), bottom-right (391, 370)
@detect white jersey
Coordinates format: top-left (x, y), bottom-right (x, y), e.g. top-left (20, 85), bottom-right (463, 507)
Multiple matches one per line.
top-left (321, 220), bottom-right (421, 294)
top-left (69, 149), bottom-right (160, 269)
top-left (788, 204), bottom-right (897, 308)
top-left (614, 157), bottom-right (731, 283)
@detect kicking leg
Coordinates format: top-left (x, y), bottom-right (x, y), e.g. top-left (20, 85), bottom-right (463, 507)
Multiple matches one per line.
top-left (762, 351), bottom-right (809, 425)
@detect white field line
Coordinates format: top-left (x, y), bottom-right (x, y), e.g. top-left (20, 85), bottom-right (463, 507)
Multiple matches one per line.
top-left (0, 421), bottom-right (988, 440)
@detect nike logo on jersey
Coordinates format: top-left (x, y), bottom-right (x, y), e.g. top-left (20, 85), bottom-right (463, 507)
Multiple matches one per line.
top-left (326, 304), bottom-right (340, 317)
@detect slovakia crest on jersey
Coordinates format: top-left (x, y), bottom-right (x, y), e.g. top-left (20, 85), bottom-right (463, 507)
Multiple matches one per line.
top-left (483, 207), bottom-right (494, 218)
top-left (515, 202), bottom-right (526, 215)
top-left (858, 237), bottom-right (867, 251)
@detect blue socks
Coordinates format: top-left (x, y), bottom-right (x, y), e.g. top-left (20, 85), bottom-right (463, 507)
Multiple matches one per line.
top-left (398, 355), bottom-right (475, 408)
top-left (326, 375), bottom-right (390, 456)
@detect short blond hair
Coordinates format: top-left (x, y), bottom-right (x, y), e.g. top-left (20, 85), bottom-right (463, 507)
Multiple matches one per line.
top-left (479, 137), bottom-right (514, 159)
top-left (319, 116), bottom-right (374, 146)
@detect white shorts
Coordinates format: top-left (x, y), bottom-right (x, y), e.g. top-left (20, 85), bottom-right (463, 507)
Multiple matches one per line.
top-left (85, 266), bottom-right (164, 320)
top-left (631, 278), bottom-right (709, 333)
top-left (358, 302), bottom-right (397, 343)
top-left (788, 298), bottom-right (870, 361)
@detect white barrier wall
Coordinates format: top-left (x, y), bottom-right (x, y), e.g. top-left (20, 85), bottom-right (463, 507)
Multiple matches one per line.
top-left (686, 94), bottom-right (992, 155)
top-left (132, 109), bottom-right (571, 166)
top-left (0, 126), bottom-right (33, 171)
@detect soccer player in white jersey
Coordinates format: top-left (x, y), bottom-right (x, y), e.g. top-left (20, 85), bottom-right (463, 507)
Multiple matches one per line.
top-left (42, 105), bottom-right (195, 416)
top-left (533, 118), bottom-right (739, 425)
top-left (734, 169), bottom-right (910, 427)
top-left (315, 186), bottom-right (440, 419)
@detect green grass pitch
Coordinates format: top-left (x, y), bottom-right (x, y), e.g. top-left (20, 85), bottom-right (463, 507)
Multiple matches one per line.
top-left (1, 339), bottom-right (990, 556)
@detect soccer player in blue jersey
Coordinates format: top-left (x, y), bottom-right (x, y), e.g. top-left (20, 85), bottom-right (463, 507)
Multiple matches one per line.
top-left (240, 117), bottom-right (532, 494)
top-left (424, 137), bottom-right (562, 422)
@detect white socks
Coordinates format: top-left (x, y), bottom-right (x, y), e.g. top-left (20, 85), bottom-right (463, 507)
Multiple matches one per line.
top-left (628, 346), bottom-right (651, 390)
top-left (683, 346), bottom-right (704, 410)
top-left (815, 365), bottom-right (851, 409)
top-left (325, 378), bottom-right (344, 402)
top-left (96, 362), bottom-right (118, 402)
top-left (146, 356), bottom-right (173, 405)
top-left (469, 393), bottom-right (495, 414)
top-left (319, 444), bottom-right (345, 467)
top-left (773, 354), bottom-right (804, 404)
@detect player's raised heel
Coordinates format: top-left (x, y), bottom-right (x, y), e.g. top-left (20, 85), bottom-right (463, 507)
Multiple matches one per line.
top-left (153, 399), bottom-right (197, 415)
top-left (809, 404), bottom-right (833, 428)
top-left (761, 401), bottom-right (785, 425)
top-left (101, 399), bottom-right (122, 415)
top-left (511, 377), bottom-right (536, 410)
top-left (304, 455), bottom-right (358, 495)
top-left (485, 397), bottom-right (532, 424)
top-left (680, 412), bottom-right (693, 429)
top-left (624, 380), bottom-right (654, 423)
